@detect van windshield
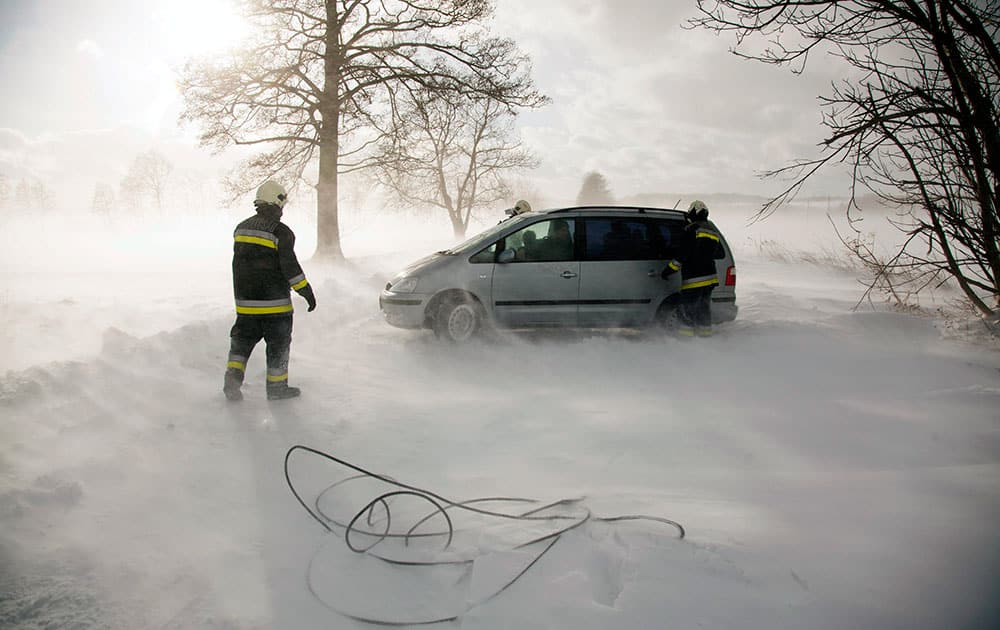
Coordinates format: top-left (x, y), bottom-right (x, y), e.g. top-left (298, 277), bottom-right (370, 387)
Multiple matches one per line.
top-left (445, 215), bottom-right (533, 254)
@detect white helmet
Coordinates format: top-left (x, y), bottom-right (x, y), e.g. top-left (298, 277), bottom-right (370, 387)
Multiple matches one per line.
top-left (255, 180), bottom-right (288, 209)
top-left (686, 199), bottom-right (708, 221)
top-left (504, 199), bottom-right (532, 218)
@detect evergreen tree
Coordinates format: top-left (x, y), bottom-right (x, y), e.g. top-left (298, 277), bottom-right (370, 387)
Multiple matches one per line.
top-left (575, 171), bottom-right (614, 206)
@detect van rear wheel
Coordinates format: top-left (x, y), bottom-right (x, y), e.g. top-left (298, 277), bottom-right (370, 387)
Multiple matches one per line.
top-left (433, 300), bottom-right (480, 342)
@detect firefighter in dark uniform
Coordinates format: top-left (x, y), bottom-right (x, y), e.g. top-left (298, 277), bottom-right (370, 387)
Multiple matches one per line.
top-left (663, 200), bottom-right (724, 337)
top-left (223, 180), bottom-right (317, 401)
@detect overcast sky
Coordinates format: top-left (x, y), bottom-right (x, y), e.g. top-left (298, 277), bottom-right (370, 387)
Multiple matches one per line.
top-left (0, 0), bottom-right (856, 208)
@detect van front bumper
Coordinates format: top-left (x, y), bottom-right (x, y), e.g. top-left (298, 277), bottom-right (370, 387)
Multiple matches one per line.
top-left (379, 291), bottom-right (429, 329)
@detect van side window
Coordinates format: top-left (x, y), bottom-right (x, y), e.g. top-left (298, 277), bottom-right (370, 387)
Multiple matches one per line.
top-left (650, 219), bottom-right (685, 259)
top-left (504, 219), bottom-right (575, 262)
top-left (583, 218), bottom-right (656, 261)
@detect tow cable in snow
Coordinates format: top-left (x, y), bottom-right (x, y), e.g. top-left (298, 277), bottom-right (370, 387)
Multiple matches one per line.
top-left (284, 444), bottom-right (686, 626)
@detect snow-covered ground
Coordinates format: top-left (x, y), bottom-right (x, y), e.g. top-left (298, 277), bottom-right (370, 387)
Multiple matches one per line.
top-left (2, 204), bottom-right (999, 629)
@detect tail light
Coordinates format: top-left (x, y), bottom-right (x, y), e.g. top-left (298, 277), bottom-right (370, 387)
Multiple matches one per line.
top-left (725, 265), bottom-right (736, 286)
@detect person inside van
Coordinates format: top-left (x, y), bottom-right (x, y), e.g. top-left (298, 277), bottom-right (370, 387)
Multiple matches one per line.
top-left (603, 220), bottom-right (631, 259)
top-left (520, 230), bottom-right (539, 260)
top-left (537, 219), bottom-right (573, 261)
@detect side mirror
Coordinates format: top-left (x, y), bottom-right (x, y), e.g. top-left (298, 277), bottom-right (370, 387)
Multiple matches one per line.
top-left (497, 248), bottom-right (516, 264)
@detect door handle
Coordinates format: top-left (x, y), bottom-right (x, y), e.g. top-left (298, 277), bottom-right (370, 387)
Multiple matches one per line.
top-left (560, 270), bottom-right (578, 279)
top-left (647, 269), bottom-right (658, 277)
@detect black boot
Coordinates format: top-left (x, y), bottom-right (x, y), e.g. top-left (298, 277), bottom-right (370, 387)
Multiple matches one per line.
top-left (267, 384), bottom-right (301, 400)
top-left (223, 369), bottom-right (244, 402)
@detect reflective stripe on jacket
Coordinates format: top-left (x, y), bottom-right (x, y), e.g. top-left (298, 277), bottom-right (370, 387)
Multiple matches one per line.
top-left (681, 274), bottom-right (720, 290)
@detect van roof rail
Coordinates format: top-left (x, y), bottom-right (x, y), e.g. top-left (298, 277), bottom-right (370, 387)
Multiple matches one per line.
top-left (548, 206), bottom-right (683, 215)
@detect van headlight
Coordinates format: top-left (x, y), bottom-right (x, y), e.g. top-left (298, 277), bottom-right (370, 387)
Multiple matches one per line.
top-left (390, 277), bottom-right (419, 293)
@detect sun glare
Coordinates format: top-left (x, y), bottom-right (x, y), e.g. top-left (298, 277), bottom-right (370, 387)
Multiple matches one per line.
top-left (155, 0), bottom-right (250, 61)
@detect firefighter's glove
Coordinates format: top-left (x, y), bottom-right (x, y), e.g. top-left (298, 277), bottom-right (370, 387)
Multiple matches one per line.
top-left (661, 260), bottom-right (681, 279)
top-left (300, 285), bottom-right (317, 312)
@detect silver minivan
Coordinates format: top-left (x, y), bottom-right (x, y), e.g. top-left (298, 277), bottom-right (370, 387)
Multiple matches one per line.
top-left (379, 206), bottom-right (738, 341)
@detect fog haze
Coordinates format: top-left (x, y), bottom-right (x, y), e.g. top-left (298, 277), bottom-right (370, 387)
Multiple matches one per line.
top-left (0, 0), bottom-right (854, 209)
top-left (3, 205), bottom-right (999, 627)
top-left (2, 2), bottom-right (999, 628)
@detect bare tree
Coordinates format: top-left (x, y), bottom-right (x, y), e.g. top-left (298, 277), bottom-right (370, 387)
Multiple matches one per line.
top-left (120, 150), bottom-right (174, 212)
top-left (374, 87), bottom-right (542, 238)
top-left (179, 0), bottom-right (543, 260)
top-left (91, 182), bottom-right (115, 218)
top-left (576, 171), bottom-right (615, 206)
top-left (118, 176), bottom-right (143, 214)
top-left (10, 177), bottom-right (53, 211)
top-left (30, 180), bottom-right (53, 211)
top-left (691, 0), bottom-right (1000, 316)
top-left (0, 174), bottom-right (9, 211)
top-left (504, 175), bottom-right (552, 212)
top-left (13, 178), bottom-right (30, 209)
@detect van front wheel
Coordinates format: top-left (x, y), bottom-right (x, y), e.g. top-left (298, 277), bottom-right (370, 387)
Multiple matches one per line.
top-left (433, 301), bottom-right (480, 342)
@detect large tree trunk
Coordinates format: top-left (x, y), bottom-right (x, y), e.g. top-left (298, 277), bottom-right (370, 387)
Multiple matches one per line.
top-left (316, 129), bottom-right (342, 260)
top-left (449, 211), bottom-right (466, 240)
top-left (315, 1), bottom-right (344, 261)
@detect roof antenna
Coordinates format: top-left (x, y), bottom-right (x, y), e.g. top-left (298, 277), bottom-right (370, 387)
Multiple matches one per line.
top-left (673, 199), bottom-right (681, 209)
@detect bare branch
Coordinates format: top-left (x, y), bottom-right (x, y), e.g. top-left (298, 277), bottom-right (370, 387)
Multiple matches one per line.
top-left (691, 0), bottom-right (1000, 315)
top-left (179, 0), bottom-right (546, 258)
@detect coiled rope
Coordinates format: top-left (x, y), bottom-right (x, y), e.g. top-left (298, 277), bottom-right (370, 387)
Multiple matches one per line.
top-left (284, 444), bottom-right (686, 625)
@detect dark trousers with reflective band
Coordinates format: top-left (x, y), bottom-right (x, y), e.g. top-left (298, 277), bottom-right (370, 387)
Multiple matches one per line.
top-left (225, 314), bottom-right (293, 392)
top-left (678, 285), bottom-right (714, 336)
